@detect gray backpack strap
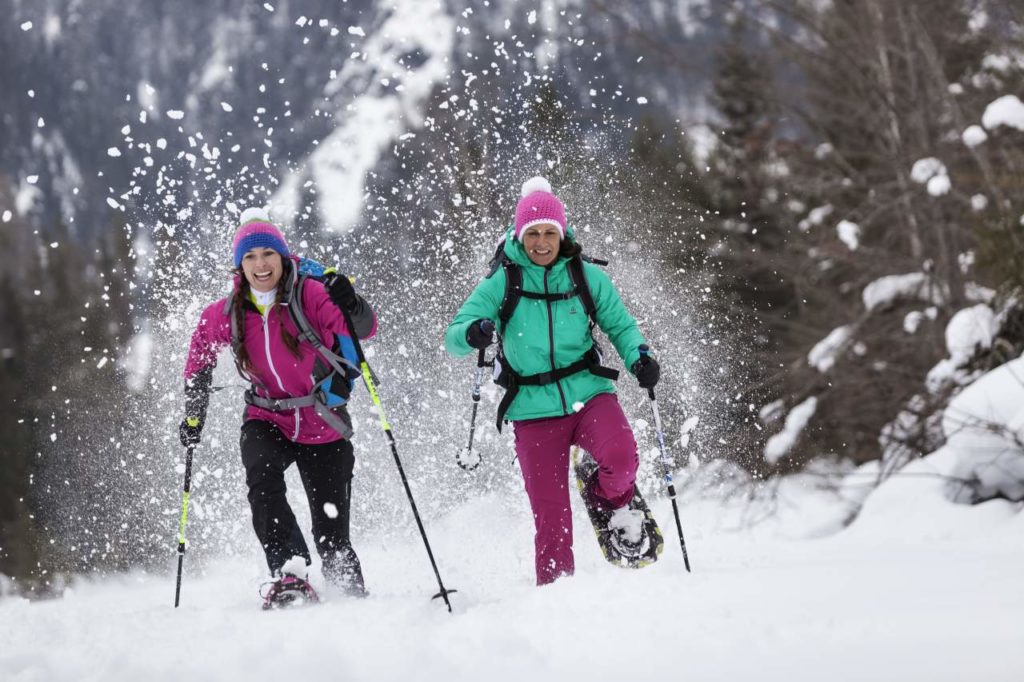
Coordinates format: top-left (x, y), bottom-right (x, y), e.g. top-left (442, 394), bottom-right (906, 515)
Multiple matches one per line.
top-left (313, 402), bottom-right (354, 439)
top-left (284, 275), bottom-right (358, 439)
top-left (245, 386), bottom-right (355, 440)
top-left (286, 276), bottom-right (360, 378)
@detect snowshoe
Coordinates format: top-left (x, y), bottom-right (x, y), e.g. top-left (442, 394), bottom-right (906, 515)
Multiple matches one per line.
top-left (572, 446), bottom-right (664, 568)
top-left (260, 574), bottom-right (321, 610)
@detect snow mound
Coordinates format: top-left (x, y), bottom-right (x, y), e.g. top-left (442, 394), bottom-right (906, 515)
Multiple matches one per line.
top-left (942, 357), bottom-right (1024, 503)
top-left (846, 444), bottom-right (1021, 542)
top-left (3, 471), bottom-right (1024, 680)
top-left (846, 360), bottom-right (1024, 538)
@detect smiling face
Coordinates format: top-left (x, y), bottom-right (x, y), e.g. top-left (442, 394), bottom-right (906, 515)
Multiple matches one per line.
top-left (240, 247), bottom-right (283, 293)
top-left (521, 223), bottom-right (562, 267)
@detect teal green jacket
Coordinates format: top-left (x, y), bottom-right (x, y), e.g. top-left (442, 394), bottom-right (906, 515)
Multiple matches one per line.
top-left (445, 228), bottom-right (646, 422)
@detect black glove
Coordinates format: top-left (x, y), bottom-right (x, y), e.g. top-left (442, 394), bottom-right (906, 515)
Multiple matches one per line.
top-left (632, 346), bottom-right (660, 389)
top-left (325, 272), bottom-right (358, 313)
top-left (466, 319), bottom-right (496, 349)
top-left (181, 368), bottom-right (212, 447)
top-left (179, 416), bottom-right (204, 447)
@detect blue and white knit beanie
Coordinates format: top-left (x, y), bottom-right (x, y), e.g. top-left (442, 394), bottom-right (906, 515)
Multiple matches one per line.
top-left (232, 207), bottom-right (290, 267)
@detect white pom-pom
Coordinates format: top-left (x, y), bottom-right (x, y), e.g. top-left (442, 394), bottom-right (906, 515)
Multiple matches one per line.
top-left (239, 206), bottom-right (271, 224)
top-left (521, 176), bottom-right (552, 197)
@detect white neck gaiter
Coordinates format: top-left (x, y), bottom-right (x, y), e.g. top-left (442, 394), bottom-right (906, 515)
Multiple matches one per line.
top-left (252, 288), bottom-right (277, 312)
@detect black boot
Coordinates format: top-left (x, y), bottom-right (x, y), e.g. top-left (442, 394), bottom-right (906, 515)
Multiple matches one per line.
top-left (323, 544), bottom-right (368, 598)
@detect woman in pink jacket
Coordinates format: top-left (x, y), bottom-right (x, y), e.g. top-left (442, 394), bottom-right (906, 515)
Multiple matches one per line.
top-left (179, 210), bottom-right (377, 604)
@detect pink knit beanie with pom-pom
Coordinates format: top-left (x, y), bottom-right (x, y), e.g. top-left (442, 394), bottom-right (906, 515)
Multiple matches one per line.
top-left (514, 176), bottom-right (566, 240)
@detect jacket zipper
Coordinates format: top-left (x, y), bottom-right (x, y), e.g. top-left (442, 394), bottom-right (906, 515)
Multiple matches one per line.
top-left (544, 267), bottom-right (569, 414)
top-left (260, 306), bottom-right (299, 439)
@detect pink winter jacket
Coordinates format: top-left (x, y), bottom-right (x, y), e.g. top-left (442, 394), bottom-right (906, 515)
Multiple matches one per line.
top-left (183, 272), bottom-right (377, 444)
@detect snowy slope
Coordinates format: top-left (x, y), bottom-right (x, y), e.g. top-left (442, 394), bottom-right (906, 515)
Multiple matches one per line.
top-left (2, 0), bottom-right (716, 237)
top-left (3, 476), bottom-right (1022, 681)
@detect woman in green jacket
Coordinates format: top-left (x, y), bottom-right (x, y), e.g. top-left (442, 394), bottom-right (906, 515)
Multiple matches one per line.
top-left (445, 177), bottom-right (660, 585)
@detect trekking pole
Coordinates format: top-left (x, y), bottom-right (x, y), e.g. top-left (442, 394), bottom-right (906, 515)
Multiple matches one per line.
top-left (647, 387), bottom-right (692, 572)
top-left (341, 310), bottom-right (457, 612)
top-left (174, 444), bottom-right (196, 607)
top-left (456, 347), bottom-right (488, 471)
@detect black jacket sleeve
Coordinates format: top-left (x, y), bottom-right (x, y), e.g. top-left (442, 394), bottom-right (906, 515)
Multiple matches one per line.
top-left (184, 365), bottom-right (213, 421)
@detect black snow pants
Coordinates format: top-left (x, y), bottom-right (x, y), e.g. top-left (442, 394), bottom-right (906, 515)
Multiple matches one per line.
top-left (240, 419), bottom-right (364, 591)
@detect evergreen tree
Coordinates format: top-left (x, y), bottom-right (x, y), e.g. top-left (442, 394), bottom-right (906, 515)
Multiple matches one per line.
top-left (0, 187), bottom-right (42, 581)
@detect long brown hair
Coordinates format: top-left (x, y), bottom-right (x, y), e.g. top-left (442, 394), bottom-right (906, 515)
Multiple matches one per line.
top-left (558, 238), bottom-right (582, 260)
top-left (231, 269), bottom-right (303, 375)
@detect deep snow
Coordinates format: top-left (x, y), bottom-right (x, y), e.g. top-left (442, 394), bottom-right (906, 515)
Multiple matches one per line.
top-left (2, 463), bottom-right (1022, 682)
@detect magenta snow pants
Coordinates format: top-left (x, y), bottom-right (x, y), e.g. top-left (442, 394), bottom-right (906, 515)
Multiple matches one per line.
top-left (512, 392), bottom-right (639, 585)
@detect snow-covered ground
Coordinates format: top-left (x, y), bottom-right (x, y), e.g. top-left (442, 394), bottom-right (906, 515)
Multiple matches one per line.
top-left (3, 461), bottom-right (1022, 681)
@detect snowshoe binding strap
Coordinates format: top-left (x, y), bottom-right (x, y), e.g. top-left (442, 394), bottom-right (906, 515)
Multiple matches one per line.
top-left (260, 575), bottom-right (320, 610)
top-left (572, 447), bottom-right (664, 569)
